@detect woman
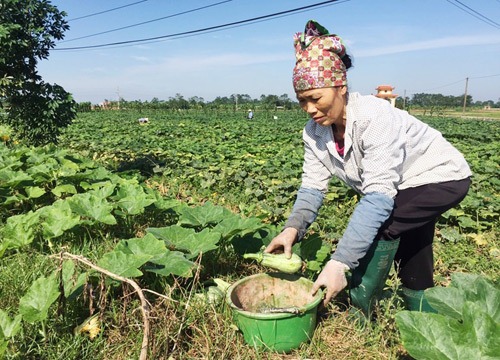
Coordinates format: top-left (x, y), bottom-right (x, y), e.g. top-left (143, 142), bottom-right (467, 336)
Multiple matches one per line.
top-left (264, 20), bottom-right (471, 315)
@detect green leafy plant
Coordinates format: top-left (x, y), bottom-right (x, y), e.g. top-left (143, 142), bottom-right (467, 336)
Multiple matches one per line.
top-left (396, 273), bottom-right (500, 360)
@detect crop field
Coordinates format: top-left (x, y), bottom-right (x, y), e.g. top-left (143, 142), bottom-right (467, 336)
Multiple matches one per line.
top-left (0, 109), bottom-right (498, 359)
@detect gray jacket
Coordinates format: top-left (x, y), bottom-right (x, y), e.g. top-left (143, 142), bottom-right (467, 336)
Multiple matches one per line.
top-left (285, 92), bottom-right (471, 268)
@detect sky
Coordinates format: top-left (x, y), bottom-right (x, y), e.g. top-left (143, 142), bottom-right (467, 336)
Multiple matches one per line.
top-left (37, 0), bottom-right (500, 104)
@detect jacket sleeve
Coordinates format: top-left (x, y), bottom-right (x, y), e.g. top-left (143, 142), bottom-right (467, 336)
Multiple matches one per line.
top-left (284, 187), bottom-right (324, 240)
top-left (330, 192), bottom-right (394, 269)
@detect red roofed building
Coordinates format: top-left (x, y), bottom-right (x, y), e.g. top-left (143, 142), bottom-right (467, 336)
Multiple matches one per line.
top-left (375, 85), bottom-right (398, 107)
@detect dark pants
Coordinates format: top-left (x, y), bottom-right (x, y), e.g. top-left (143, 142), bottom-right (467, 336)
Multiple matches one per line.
top-left (379, 177), bottom-right (471, 290)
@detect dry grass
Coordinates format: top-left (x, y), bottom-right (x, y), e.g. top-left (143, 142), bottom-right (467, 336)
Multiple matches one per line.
top-left (409, 108), bottom-right (500, 120)
top-left (92, 280), bottom-right (409, 360)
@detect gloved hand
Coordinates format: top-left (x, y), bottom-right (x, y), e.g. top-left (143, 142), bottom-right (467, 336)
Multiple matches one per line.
top-left (264, 227), bottom-right (298, 258)
top-left (311, 259), bottom-right (350, 306)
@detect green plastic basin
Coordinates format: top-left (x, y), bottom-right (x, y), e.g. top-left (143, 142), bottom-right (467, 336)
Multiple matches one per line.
top-left (226, 272), bottom-right (322, 353)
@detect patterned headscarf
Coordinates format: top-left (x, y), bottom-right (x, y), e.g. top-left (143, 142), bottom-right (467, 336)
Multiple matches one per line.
top-left (293, 20), bottom-right (348, 92)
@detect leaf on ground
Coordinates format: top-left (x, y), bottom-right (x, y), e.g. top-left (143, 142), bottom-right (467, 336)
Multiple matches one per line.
top-left (0, 168), bottom-right (33, 188)
top-left (425, 287), bottom-right (465, 320)
top-left (0, 310), bottom-right (22, 338)
top-left (396, 311), bottom-right (470, 360)
top-left (97, 251), bottom-right (152, 278)
top-left (111, 182), bottom-right (156, 215)
top-left (299, 234), bottom-right (332, 272)
top-left (62, 260), bottom-right (87, 299)
top-left (68, 192), bottom-right (116, 225)
top-left (25, 186), bottom-right (45, 199)
top-left (147, 226), bottom-right (220, 258)
top-left (115, 233), bottom-right (167, 261)
top-left (212, 215), bottom-right (264, 240)
top-left (145, 249), bottom-right (196, 278)
top-left (51, 184), bottom-right (78, 197)
top-left (19, 272), bottom-right (60, 324)
top-left (462, 302), bottom-right (500, 358)
top-left (450, 273), bottom-right (500, 323)
top-left (0, 211), bottom-right (40, 251)
top-left (397, 273), bottom-right (500, 360)
top-left (177, 201), bottom-right (228, 227)
top-left (39, 200), bottom-right (81, 239)
top-left (0, 338), bottom-right (8, 357)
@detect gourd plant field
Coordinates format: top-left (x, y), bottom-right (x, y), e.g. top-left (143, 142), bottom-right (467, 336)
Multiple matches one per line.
top-left (0, 109), bottom-right (498, 359)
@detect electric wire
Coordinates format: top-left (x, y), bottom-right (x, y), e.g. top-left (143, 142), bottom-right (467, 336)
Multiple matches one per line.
top-left (408, 73), bottom-right (500, 95)
top-left (61, 1), bottom-right (349, 51)
top-left (450, 0), bottom-right (500, 27)
top-left (62, 0), bottom-right (233, 43)
top-left (54, 0), bottom-right (346, 51)
top-left (470, 73), bottom-right (500, 80)
top-left (68, 1), bottom-right (149, 22)
top-left (445, 0), bottom-right (500, 29)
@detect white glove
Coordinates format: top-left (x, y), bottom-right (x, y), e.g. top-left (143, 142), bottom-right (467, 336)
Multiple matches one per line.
top-left (311, 259), bottom-right (350, 306)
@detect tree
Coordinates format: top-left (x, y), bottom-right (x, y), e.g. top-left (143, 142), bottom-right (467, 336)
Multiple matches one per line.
top-left (0, 0), bottom-right (76, 146)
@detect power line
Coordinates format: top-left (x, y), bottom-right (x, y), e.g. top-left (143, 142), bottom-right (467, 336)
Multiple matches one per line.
top-left (408, 74), bottom-right (500, 95)
top-left (62, 0), bottom-right (233, 43)
top-left (445, 0), bottom-right (500, 29)
top-left (470, 73), bottom-right (500, 80)
top-left (417, 79), bottom-right (465, 92)
top-left (68, 1), bottom-right (348, 51)
top-left (68, 1), bottom-right (149, 22)
top-left (54, 0), bottom-right (347, 51)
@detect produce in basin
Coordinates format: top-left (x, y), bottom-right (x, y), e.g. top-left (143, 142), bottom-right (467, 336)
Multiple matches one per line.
top-left (243, 252), bottom-right (303, 274)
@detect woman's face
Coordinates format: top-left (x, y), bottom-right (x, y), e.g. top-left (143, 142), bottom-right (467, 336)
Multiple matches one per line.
top-left (296, 86), bottom-right (347, 126)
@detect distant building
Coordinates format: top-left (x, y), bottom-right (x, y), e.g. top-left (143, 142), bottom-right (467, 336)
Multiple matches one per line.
top-left (375, 85), bottom-right (398, 107)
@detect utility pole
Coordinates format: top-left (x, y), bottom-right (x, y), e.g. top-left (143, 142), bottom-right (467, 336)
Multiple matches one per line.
top-left (403, 89), bottom-right (406, 109)
top-left (462, 77), bottom-right (468, 113)
top-left (116, 87), bottom-right (120, 110)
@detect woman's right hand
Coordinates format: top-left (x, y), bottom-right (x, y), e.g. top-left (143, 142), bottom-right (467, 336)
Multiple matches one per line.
top-left (264, 227), bottom-right (298, 258)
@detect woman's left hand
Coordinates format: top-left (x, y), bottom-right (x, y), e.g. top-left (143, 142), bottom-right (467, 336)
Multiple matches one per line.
top-left (311, 259), bottom-right (350, 306)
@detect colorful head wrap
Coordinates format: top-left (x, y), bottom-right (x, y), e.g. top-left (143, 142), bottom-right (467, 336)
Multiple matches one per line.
top-left (293, 20), bottom-right (348, 92)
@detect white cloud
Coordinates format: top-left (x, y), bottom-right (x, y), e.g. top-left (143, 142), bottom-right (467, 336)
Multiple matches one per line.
top-left (131, 56), bottom-right (153, 63)
top-left (127, 51), bottom-right (291, 75)
top-left (356, 34), bottom-right (500, 57)
top-left (81, 67), bottom-right (107, 74)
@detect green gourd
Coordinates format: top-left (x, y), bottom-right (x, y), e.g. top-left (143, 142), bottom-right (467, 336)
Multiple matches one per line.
top-left (243, 252), bottom-right (303, 274)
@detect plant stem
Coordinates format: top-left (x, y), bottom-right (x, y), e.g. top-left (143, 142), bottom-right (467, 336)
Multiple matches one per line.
top-left (56, 252), bottom-right (151, 360)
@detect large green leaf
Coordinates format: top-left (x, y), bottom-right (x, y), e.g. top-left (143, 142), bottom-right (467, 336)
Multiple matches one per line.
top-left (0, 338), bottom-right (7, 357)
top-left (0, 168), bottom-right (33, 188)
top-left (145, 249), bottom-right (196, 278)
top-left (425, 287), bottom-right (465, 320)
top-left (299, 234), bottom-right (333, 272)
top-left (68, 192), bottom-right (116, 225)
top-left (0, 211), bottom-right (40, 252)
top-left (177, 201), bottom-right (228, 227)
top-left (396, 273), bottom-right (500, 360)
top-left (449, 273), bottom-right (500, 323)
top-left (25, 186), bottom-right (45, 199)
top-left (19, 273), bottom-right (60, 324)
top-left (51, 184), bottom-right (77, 197)
top-left (61, 260), bottom-right (87, 299)
top-left (0, 310), bottom-right (22, 338)
top-left (212, 215), bottom-right (264, 240)
top-left (97, 251), bottom-right (152, 278)
top-left (115, 233), bottom-right (167, 262)
top-left (39, 200), bottom-right (81, 239)
top-left (396, 303), bottom-right (500, 360)
top-left (146, 226), bottom-right (220, 259)
top-left (231, 226), bottom-right (276, 255)
top-left (111, 182), bottom-right (156, 215)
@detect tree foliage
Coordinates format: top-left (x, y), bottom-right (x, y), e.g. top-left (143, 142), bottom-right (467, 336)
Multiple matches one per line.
top-left (0, 0), bottom-right (76, 146)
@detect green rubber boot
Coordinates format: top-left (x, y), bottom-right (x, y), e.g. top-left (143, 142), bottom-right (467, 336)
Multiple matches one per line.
top-left (401, 287), bottom-right (437, 313)
top-left (349, 239), bottom-right (400, 317)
